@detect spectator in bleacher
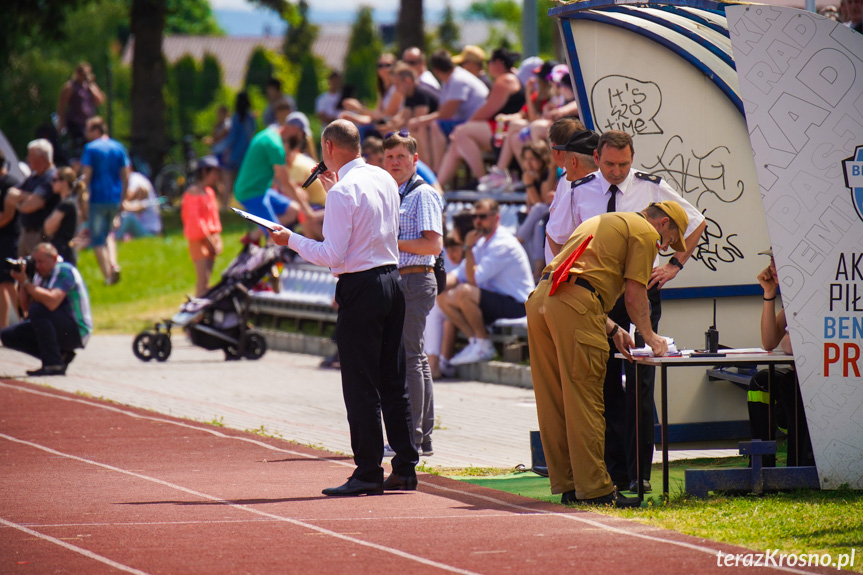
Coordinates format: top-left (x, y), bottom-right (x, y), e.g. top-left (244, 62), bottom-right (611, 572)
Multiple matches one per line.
top-left (233, 100), bottom-right (295, 243)
top-left (43, 167), bottom-right (82, 266)
top-left (544, 125), bottom-right (597, 263)
top-left (403, 46), bottom-right (441, 95)
top-left (274, 112), bottom-right (327, 241)
top-left (452, 46), bottom-right (492, 89)
top-left (316, 71), bottom-right (344, 127)
top-left (439, 199), bottom-right (534, 366)
top-left (182, 156), bottom-right (222, 297)
top-left (387, 64), bottom-right (439, 158)
top-left (223, 91), bottom-right (257, 205)
top-left (383, 131), bottom-right (443, 457)
top-left (114, 170), bottom-right (163, 241)
top-left (410, 50), bottom-right (489, 174)
top-left (483, 60), bottom-right (557, 188)
top-left (436, 48), bottom-right (526, 190)
top-left (340, 53), bottom-right (405, 133)
top-left (515, 141), bottom-right (557, 280)
top-left (262, 78), bottom-right (296, 127)
top-left (425, 233), bottom-right (465, 379)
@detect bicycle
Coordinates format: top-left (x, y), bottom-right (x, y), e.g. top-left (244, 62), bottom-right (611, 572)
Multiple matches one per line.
top-left (153, 134), bottom-right (198, 208)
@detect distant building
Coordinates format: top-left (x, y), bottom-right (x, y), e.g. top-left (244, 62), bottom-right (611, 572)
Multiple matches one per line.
top-left (122, 22), bottom-right (515, 90)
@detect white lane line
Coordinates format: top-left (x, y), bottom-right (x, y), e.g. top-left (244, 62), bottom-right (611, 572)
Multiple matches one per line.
top-left (0, 517), bottom-right (151, 575)
top-left (420, 482), bottom-right (819, 575)
top-left (0, 381), bottom-right (353, 468)
top-left (7, 513), bottom-right (535, 529)
top-left (0, 381), bottom-right (819, 574)
top-left (0, 432), bottom-right (481, 575)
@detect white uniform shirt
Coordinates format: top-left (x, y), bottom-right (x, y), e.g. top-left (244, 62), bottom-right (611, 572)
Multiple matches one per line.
top-left (289, 158), bottom-right (400, 275)
top-left (544, 176), bottom-right (577, 264)
top-left (570, 169), bottom-right (706, 266)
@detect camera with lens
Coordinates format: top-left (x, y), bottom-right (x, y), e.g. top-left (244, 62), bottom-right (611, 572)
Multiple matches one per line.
top-left (4, 256), bottom-right (36, 279)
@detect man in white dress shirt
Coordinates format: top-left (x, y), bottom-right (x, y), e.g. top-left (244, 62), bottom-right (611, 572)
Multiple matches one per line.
top-left (568, 130), bottom-right (707, 494)
top-left (271, 120), bottom-right (418, 496)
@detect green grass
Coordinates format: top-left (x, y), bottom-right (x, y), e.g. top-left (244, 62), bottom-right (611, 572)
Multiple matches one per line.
top-left (78, 211), bottom-right (250, 334)
top-left (450, 455), bottom-right (863, 572)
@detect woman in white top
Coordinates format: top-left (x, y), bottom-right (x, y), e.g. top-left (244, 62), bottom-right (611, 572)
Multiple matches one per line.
top-left (339, 53), bottom-right (404, 127)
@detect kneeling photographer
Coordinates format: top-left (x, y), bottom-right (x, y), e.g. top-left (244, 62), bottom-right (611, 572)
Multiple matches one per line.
top-left (0, 243), bottom-right (92, 376)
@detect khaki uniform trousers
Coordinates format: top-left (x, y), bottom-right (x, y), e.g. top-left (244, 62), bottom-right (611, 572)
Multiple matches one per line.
top-left (526, 278), bottom-right (614, 500)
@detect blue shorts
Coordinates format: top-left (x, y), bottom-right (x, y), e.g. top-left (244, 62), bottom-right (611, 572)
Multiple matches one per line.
top-left (437, 119), bottom-right (463, 138)
top-left (240, 188), bottom-right (292, 231)
top-left (89, 203), bottom-right (119, 247)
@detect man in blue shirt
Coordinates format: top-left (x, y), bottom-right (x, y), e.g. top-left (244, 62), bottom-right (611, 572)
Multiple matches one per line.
top-left (383, 131), bottom-right (443, 459)
top-left (1, 243), bottom-right (92, 376)
top-left (81, 116), bottom-right (129, 285)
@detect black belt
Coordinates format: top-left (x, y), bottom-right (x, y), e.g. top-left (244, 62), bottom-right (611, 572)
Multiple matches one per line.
top-left (540, 272), bottom-right (602, 305)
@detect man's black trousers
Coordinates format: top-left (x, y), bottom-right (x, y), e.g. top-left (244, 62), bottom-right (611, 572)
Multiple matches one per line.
top-left (334, 265), bottom-right (418, 483)
top-left (603, 284), bottom-right (661, 486)
top-left (0, 302), bottom-right (81, 367)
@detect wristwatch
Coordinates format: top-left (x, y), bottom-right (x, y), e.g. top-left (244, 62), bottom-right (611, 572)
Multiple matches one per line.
top-left (669, 256), bottom-right (684, 270)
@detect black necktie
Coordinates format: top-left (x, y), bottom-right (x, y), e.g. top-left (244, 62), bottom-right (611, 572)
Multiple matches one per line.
top-left (607, 185), bottom-right (618, 213)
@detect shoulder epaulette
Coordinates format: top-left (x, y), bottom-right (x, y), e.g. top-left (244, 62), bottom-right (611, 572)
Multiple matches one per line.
top-left (570, 173), bottom-right (596, 188)
top-left (634, 172), bottom-right (662, 184)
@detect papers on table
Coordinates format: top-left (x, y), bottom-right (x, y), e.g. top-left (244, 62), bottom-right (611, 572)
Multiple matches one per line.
top-left (630, 336), bottom-right (678, 357)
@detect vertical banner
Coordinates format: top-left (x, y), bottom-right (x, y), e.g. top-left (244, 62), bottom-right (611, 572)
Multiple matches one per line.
top-left (728, 5), bottom-right (863, 489)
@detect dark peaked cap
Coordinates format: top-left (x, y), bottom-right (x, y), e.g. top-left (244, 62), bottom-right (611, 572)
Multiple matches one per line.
top-left (551, 129), bottom-right (600, 154)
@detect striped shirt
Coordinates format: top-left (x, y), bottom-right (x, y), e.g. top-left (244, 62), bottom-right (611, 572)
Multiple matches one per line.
top-left (398, 175), bottom-right (444, 268)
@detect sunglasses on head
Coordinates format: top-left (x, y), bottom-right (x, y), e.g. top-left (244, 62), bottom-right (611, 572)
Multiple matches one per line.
top-left (384, 130), bottom-right (410, 139)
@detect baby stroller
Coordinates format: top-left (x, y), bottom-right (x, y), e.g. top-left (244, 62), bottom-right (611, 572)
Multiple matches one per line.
top-left (132, 243), bottom-right (289, 362)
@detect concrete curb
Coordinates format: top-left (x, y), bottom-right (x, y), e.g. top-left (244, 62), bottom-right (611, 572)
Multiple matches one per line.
top-left (260, 330), bottom-right (533, 389)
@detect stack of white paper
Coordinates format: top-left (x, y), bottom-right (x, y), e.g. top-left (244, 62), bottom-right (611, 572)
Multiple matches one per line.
top-left (630, 336), bottom-right (677, 357)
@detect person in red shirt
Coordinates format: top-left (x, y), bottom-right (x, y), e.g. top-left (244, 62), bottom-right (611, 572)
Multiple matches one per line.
top-left (182, 156), bottom-right (223, 297)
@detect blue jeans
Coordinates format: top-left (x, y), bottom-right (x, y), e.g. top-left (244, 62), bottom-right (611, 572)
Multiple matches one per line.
top-left (89, 203), bottom-right (119, 247)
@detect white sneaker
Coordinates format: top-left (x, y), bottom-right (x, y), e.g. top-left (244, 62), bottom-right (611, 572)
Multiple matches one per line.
top-left (476, 339), bottom-right (496, 361)
top-left (448, 342), bottom-right (478, 366)
top-left (450, 340), bottom-right (495, 365)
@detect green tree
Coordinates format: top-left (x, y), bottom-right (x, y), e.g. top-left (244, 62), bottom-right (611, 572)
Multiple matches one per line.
top-left (295, 54), bottom-right (321, 115)
top-left (343, 7), bottom-right (382, 105)
top-left (196, 53), bottom-right (223, 110)
top-left (245, 47), bottom-right (274, 93)
top-left (165, 0), bottom-right (224, 35)
top-left (172, 55), bottom-right (199, 136)
top-left (437, 3), bottom-right (460, 53)
top-left (283, 0), bottom-right (318, 64)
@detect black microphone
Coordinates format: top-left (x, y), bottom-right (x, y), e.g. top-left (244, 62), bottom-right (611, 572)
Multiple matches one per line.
top-left (302, 161), bottom-right (327, 189)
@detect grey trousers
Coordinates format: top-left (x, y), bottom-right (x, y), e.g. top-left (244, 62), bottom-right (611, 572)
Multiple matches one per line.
top-left (401, 271), bottom-right (437, 446)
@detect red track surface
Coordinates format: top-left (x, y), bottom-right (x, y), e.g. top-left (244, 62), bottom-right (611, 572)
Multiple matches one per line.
top-left (0, 379), bottom-right (831, 574)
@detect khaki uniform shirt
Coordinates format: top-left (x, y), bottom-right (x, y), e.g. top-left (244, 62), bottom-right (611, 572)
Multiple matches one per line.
top-left (545, 211), bottom-right (659, 315)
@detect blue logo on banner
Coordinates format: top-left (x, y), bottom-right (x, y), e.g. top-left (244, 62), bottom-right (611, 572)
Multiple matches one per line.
top-left (844, 145), bottom-right (863, 224)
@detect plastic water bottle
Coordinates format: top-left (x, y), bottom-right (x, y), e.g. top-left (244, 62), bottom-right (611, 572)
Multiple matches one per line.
top-left (493, 117), bottom-right (506, 148)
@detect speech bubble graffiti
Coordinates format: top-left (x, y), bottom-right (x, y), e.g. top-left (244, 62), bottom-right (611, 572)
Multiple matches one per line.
top-left (591, 75), bottom-right (663, 136)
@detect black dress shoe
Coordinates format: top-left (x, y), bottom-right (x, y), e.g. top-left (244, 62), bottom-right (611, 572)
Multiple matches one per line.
top-left (383, 473), bottom-right (418, 491)
top-left (560, 490), bottom-right (577, 505)
top-left (26, 365), bottom-right (66, 377)
top-left (62, 350), bottom-right (76, 368)
top-left (577, 488), bottom-right (641, 509)
top-left (322, 477), bottom-right (384, 497)
top-left (629, 479), bottom-right (652, 493)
